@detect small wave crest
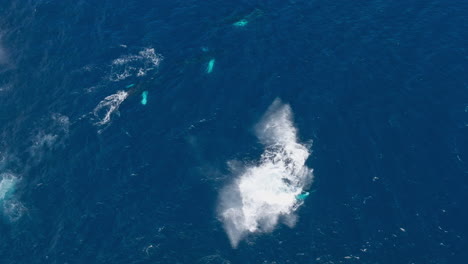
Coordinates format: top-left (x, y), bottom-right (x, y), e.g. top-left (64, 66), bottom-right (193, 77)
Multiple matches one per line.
top-left (218, 99), bottom-right (313, 248)
top-left (93, 90), bottom-right (128, 126)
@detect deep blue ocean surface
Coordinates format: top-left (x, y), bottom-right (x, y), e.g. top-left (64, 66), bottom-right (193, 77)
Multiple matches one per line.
top-left (0, 0), bottom-right (467, 263)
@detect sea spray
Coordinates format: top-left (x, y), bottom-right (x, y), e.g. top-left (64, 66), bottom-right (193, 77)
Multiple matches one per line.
top-left (218, 99), bottom-right (313, 247)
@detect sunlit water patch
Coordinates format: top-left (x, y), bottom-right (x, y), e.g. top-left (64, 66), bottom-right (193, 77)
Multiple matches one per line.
top-left (218, 99), bottom-right (313, 248)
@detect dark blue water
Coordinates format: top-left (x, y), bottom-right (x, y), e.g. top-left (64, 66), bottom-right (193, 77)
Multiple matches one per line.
top-left (0, 0), bottom-right (467, 263)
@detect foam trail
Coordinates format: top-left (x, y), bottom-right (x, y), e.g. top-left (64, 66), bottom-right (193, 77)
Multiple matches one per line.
top-left (109, 48), bottom-right (163, 81)
top-left (93, 90), bottom-right (128, 126)
top-left (218, 99), bottom-right (313, 248)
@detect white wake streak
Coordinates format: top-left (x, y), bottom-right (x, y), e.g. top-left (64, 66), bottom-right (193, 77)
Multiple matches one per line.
top-left (219, 100), bottom-right (313, 248)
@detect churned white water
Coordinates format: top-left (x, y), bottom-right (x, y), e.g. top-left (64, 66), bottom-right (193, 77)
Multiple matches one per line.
top-left (93, 90), bottom-right (129, 126)
top-left (219, 99), bottom-right (313, 248)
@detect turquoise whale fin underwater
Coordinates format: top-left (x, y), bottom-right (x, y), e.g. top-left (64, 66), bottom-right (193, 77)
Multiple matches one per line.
top-left (141, 91), bottom-right (149, 105)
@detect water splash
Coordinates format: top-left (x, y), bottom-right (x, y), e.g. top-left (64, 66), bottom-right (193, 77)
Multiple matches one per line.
top-left (218, 99), bottom-right (313, 248)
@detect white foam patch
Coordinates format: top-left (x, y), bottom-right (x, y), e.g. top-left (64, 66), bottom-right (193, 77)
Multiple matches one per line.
top-left (93, 90), bottom-right (128, 126)
top-left (218, 99), bottom-right (313, 248)
top-left (0, 173), bottom-right (25, 222)
top-left (109, 48), bottom-right (163, 81)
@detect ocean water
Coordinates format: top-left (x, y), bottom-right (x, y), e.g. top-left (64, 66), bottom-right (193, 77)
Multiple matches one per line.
top-left (0, 0), bottom-right (467, 263)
